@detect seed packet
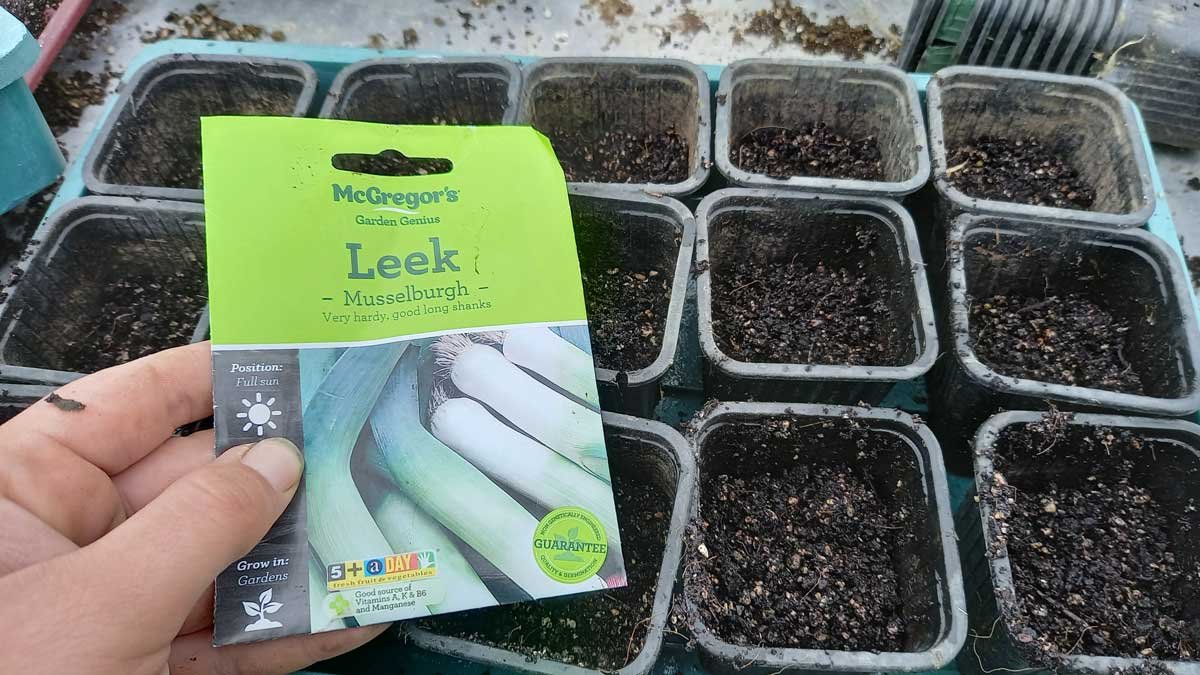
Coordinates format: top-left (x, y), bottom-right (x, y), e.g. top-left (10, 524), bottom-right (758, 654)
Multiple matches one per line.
top-left (202, 117), bottom-right (624, 646)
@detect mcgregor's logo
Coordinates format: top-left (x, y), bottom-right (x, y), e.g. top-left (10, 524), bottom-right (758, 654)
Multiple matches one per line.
top-left (332, 183), bottom-right (460, 214)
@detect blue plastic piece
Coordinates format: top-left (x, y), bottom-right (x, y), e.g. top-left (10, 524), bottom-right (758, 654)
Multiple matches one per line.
top-left (0, 9), bottom-right (65, 215)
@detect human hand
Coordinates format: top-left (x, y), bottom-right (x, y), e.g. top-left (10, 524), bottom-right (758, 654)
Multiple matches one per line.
top-left (0, 342), bottom-right (387, 674)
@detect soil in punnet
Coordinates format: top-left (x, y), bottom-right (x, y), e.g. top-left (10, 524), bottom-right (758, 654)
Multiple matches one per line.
top-left (105, 78), bottom-right (297, 190)
top-left (2, 0), bottom-right (58, 36)
top-left (582, 265), bottom-right (670, 372)
top-left (732, 123), bottom-right (884, 181)
top-left (688, 418), bottom-right (923, 650)
top-left (711, 231), bottom-right (907, 366)
top-left (985, 416), bottom-right (1200, 662)
top-left (946, 136), bottom-right (1096, 210)
top-left (28, 231), bottom-right (206, 372)
top-left (421, 438), bottom-right (673, 670)
top-left (970, 293), bottom-right (1144, 392)
top-left (552, 128), bottom-right (689, 184)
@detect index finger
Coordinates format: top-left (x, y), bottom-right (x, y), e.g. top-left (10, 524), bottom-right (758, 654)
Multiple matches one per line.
top-left (1, 341), bottom-right (213, 475)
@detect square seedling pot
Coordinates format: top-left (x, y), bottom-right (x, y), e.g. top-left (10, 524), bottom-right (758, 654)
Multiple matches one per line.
top-left (696, 188), bottom-right (938, 404)
top-left (83, 53), bottom-right (318, 202)
top-left (518, 57), bottom-right (711, 196)
top-left (960, 411), bottom-right (1200, 675)
top-left (928, 214), bottom-right (1200, 468)
top-left (568, 185), bottom-right (694, 417)
top-left (0, 382), bottom-right (53, 425)
top-left (319, 56), bottom-right (521, 125)
top-left (683, 403), bottom-right (966, 675)
top-left (404, 413), bottom-right (695, 675)
top-left (0, 197), bottom-right (208, 386)
top-left (926, 66), bottom-right (1156, 231)
top-left (714, 59), bottom-right (929, 197)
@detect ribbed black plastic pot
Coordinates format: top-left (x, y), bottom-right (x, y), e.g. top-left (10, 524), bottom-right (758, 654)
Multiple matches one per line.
top-left (927, 213), bottom-right (1200, 470)
top-left (0, 197), bottom-right (208, 386)
top-left (518, 57), bottom-right (711, 196)
top-left (319, 56), bottom-right (520, 125)
top-left (567, 185), bottom-right (694, 417)
top-left (715, 59), bottom-right (929, 197)
top-left (402, 413), bottom-right (695, 675)
top-left (695, 188), bottom-right (938, 404)
top-left (83, 53), bottom-right (318, 202)
top-left (683, 403), bottom-right (966, 675)
top-left (958, 411), bottom-right (1200, 675)
top-left (0, 382), bottom-right (54, 424)
top-left (926, 66), bottom-right (1156, 234)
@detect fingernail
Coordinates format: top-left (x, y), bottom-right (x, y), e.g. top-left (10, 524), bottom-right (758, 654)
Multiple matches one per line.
top-left (241, 437), bottom-right (303, 491)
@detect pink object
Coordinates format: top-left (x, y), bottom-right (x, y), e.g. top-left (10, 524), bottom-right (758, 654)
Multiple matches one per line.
top-left (23, 0), bottom-right (92, 90)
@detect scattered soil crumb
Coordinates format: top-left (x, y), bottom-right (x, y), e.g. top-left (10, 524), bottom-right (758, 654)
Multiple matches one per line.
top-left (970, 293), bottom-right (1144, 392)
top-left (745, 0), bottom-right (889, 60)
top-left (44, 392), bottom-right (86, 412)
top-left (75, 0), bottom-right (127, 38)
top-left (2, 0), bottom-right (59, 36)
top-left (402, 27), bottom-right (419, 47)
top-left (673, 8), bottom-right (708, 34)
top-left (1187, 176), bottom-right (1200, 191)
top-left (142, 3), bottom-right (284, 43)
top-left (421, 439), bottom-right (671, 671)
top-left (35, 69), bottom-right (111, 136)
top-left (588, 0), bottom-right (633, 25)
top-left (366, 33), bottom-right (386, 49)
top-left (732, 123), bottom-right (883, 180)
top-left (946, 136), bottom-right (1095, 210)
top-left (986, 417), bottom-right (1200, 662)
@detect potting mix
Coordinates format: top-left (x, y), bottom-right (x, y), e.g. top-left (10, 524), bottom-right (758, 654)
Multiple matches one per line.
top-left (200, 117), bottom-right (625, 646)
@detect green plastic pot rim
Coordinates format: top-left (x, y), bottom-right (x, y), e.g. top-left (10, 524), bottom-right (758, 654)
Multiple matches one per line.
top-left (713, 59), bottom-right (931, 197)
top-left (81, 53), bottom-right (319, 202)
top-left (0, 382), bottom-right (54, 403)
top-left (926, 66), bottom-right (1157, 228)
top-left (946, 213), bottom-right (1200, 417)
top-left (404, 412), bottom-right (696, 675)
top-left (566, 184), bottom-right (695, 391)
top-left (694, 188), bottom-right (940, 384)
top-left (684, 402), bottom-right (967, 673)
top-left (318, 55), bottom-right (522, 124)
top-left (517, 57), bottom-right (712, 197)
top-left (971, 410), bottom-right (1200, 675)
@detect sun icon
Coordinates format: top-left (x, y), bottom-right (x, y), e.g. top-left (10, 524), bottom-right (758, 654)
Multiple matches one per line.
top-left (236, 393), bottom-right (282, 436)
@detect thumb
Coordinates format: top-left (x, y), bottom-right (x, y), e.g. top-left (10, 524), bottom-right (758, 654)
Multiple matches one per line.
top-left (88, 437), bottom-right (303, 635)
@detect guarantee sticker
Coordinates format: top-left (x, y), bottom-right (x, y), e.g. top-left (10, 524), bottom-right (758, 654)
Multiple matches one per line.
top-left (532, 507), bottom-right (608, 583)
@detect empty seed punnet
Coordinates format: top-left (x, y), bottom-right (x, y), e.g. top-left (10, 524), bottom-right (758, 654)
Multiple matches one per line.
top-left (202, 117), bottom-right (625, 646)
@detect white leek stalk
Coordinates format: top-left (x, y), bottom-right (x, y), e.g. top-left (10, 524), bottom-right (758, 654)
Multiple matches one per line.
top-left (361, 451), bottom-right (497, 613)
top-left (305, 342), bottom-right (430, 621)
top-left (500, 326), bottom-right (598, 408)
top-left (372, 347), bottom-right (606, 597)
top-left (435, 337), bottom-right (610, 482)
top-left (430, 396), bottom-right (621, 565)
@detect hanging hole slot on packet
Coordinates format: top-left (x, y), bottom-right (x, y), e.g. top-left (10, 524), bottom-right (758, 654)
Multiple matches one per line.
top-left (332, 149), bottom-right (454, 176)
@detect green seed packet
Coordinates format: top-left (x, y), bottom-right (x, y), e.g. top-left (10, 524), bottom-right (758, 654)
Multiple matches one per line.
top-left (202, 117), bottom-right (624, 646)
